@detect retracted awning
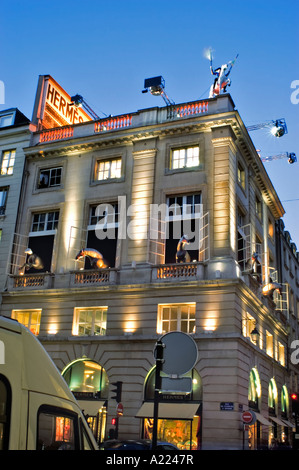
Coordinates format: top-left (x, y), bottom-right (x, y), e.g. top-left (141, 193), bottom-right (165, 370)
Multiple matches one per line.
top-left (77, 400), bottom-right (106, 416)
top-left (270, 416), bottom-right (289, 427)
top-left (254, 412), bottom-right (272, 426)
top-left (281, 419), bottom-right (295, 429)
top-left (136, 402), bottom-right (200, 420)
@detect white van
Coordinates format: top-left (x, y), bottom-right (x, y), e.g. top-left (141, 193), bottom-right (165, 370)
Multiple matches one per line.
top-left (0, 316), bottom-right (98, 450)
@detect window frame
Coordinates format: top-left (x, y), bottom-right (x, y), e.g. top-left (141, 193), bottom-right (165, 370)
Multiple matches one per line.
top-left (72, 306), bottom-right (108, 336)
top-left (11, 309), bottom-right (42, 336)
top-left (30, 211), bottom-right (60, 234)
top-left (0, 186), bottom-right (9, 215)
top-left (157, 303), bottom-right (196, 335)
top-left (95, 157), bottom-right (122, 182)
top-left (36, 405), bottom-right (80, 450)
top-left (37, 166), bottom-right (63, 190)
top-left (169, 145), bottom-right (200, 171)
top-left (0, 149), bottom-right (16, 176)
top-left (237, 161), bottom-right (246, 190)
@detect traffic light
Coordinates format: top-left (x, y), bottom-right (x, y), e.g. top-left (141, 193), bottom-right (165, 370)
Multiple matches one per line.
top-left (291, 393), bottom-right (299, 414)
top-left (111, 417), bottom-right (117, 426)
top-left (111, 381), bottom-right (122, 403)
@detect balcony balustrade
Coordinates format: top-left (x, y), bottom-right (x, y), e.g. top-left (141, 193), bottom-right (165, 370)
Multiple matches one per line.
top-left (8, 273), bottom-right (54, 289)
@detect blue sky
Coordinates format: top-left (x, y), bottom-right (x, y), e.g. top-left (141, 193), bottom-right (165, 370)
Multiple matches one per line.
top-left (1, 0), bottom-right (299, 244)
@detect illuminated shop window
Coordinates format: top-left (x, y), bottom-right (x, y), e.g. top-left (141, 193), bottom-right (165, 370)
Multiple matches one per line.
top-left (170, 146), bottom-right (199, 170)
top-left (38, 167), bottom-right (62, 189)
top-left (248, 367), bottom-right (261, 410)
top-left (0, 187), bottom-right (8, 215)
top-left (96, 158), bottom-right (122, 181)
top-left (72, 307), bottom-right (107, 336)
top-left (281, 385), bottom-right (289, 417)
top-left (144, 366), bottom-right (202, 401)
top-left (142, 367), bottom-right (202, 450)
top-left (11, 309), bottom-right (41, 335)
top-left (157, 303), bottom-right (196, 334)
top-left (268, 378), bottom-right (278, 415)
top-left (62, 359), bottom-right (109, 398)
top-left (1, 149), bottom-right (15, 175)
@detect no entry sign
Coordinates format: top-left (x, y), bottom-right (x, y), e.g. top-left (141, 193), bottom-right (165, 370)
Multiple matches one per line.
top-left (242, 411), bottom-right (254, 424)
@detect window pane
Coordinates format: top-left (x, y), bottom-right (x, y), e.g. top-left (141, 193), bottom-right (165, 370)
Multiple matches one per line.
top-left (37, 411), bottom-right (76, 450)
top-left (1, 150), bottom-right (16, 175)
top-left (74, 307), bottom-right (107, 336)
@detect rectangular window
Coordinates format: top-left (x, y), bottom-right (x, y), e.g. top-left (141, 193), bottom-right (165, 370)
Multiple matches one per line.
top-left (167, 194), bottom-right (201, 218)
top-left (72, 307), bottom-right (107, 336)
top-left (266, 331), bottom-right (274, 357)
top-left (170, 146), bottom-right (199, 170)
top-left (157, 303), bottom-right (196, 334)
top-left (37, 407), bottom-right (76, 450)
top-left (1, 150), bottom-right (16, 175)
top-left (278, 342), bottom-right (285, 366)
top-left (31, 211), bottom-right (59, 232)
top-left (243, 314), bottom-right (256, 343)
top-left (38, 167), bottom-right (62, 189)
top-left (0, 187), bottom-right (8, 215)
top-left (96, 158), bottom-right (122, 181)
top-left (165, 193), bottom-right (202, 264)
top-left (0, 114), bottom-right (14, 128)
top-left (255, 196), bottom-right (262, 219)
top-left (237, 162), bottom-right (245, 189)
top-left (11, 309), bottom-right (41, 335)
top-left (89, 202), bottom-right (119, 227)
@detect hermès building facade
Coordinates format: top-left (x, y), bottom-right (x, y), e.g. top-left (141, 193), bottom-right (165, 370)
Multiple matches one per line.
top-left (2, 84), bottom-right (299, 449)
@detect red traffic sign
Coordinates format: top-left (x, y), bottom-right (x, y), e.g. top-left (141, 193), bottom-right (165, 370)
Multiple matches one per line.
top-left (116, 403), bottom-right (124, 416)
top-left (242, 411), bottom-right (253, 424)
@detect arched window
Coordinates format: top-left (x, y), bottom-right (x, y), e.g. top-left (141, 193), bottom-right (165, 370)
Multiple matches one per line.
top-left (62, 358), bottom-right (109, 398)
top-left (268, 378), bottom-right (278, 416)
top-left (281, 385), bottom-right (289, 418)
top-left (248, 367), bottom-right (261, 410)
top-left (144, 366), bottom-right (202, 401)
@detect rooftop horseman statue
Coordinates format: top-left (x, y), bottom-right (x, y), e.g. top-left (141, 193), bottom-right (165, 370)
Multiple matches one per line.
top-left (208, 49), bottom-right (239, 98)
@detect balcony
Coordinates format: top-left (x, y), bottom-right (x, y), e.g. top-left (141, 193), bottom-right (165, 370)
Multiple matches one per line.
top-left (7, 273), bottom-right (54, 289)
top-left (70, 269), bottom-right (117, 286)
top-left (6, 262), bottom-right (207, 292)
top-left (152, 262), bottom-right (204, 282)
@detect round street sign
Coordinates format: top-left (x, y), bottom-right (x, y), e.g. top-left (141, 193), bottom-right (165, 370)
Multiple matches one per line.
top-left (159, 331), bottom-right (198, 376)
top-left (242, 411), bottom-right (254, 424)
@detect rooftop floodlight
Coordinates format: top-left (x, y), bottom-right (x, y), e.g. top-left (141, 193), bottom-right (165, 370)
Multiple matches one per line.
top-left (271, 119), bottom-right (288, 138)
top-left (260, 151), bottom-right (296, 164)
top-left (247, 118), bottom-right (288, 138)
top-left (142, 76), bottom-right (175, 109)
top-left (288, 152), bottom-right (297, 164)
top-left (70, 94), bottom-right (84, 108)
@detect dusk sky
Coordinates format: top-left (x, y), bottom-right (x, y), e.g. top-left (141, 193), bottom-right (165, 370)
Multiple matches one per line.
top-left (1, 0), bottom-right (298, 243)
